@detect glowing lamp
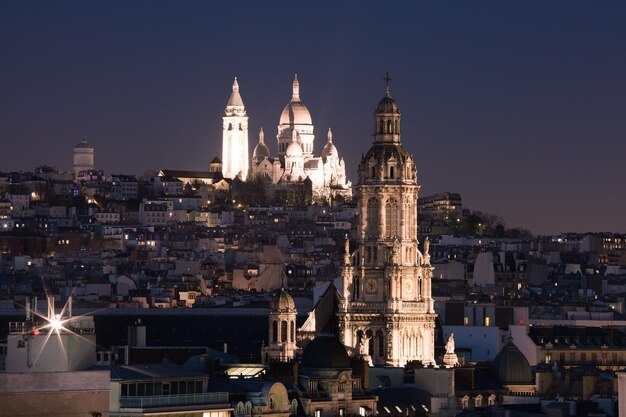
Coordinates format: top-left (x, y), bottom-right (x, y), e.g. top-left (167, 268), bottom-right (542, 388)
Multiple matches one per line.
top-left (32, 329), bottom-right (40, 336)
top-left (50, 317), bottom-right (63, 332)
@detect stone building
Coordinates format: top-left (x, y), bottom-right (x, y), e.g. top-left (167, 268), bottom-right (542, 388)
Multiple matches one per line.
top-left (222, 78), bottom-right (249, 181)
top-left (337, 80), bottom-right (437, 367)
top-left (245, 76), bottom-right (352, 202)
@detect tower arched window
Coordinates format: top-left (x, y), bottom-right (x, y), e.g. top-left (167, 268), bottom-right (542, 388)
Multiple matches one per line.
top-left (370, 166), bottom-right (376, 178)
top-left (404, 202), bottom-right (412, 237)
top-left (379, 120), bottom-right (384, 134)
top-left (366, 198), bottom-right (379, 238)
top-left (385, 198), bottom-right (398, 238)
top-left (389, 166), bottom-right (394, 179)
top-left (272, 320), bottom-right (278, 343)
top-left (228, 123), bottom-right (233, 131)
top-left (290, 320), bottom-right (295, 342)
top-left (281, 320), bottom-right (287, 342)
top-left (386, 119), bottom-right (392, 133)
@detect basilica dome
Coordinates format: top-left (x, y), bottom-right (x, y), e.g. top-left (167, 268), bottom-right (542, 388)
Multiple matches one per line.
top-left (253, 128), bottom-right (271, 164)
top-left (301, 334), bottom-right (351, 369)
top-left (491, 338), bottom-right (533, 385)
top-left (269, 288), bottom-right (296, 312)
top-left (253, 142), bottom-right (270, 163)
top-left (321, 128), bottom-right (338, 160)
top-left (285, 139), bottom-right (303, 158)
top-left (279, 75), bottom-right (313, 126)
top-left (322, 142), bottom-right (338, 160)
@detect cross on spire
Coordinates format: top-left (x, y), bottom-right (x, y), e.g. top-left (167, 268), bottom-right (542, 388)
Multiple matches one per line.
top-left (384, 71), bottom-right (392, 97)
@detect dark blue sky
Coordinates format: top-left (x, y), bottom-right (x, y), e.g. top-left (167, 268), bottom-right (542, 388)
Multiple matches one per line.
top-left (1, 1), bottom-right (625, 234)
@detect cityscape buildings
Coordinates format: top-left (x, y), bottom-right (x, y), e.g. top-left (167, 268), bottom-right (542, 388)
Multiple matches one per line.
top-left (0, 77), bottom-right (624, 417)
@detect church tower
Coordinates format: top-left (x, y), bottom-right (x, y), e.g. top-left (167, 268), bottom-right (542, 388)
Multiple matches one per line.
top-left (262, 289), bottom-right (298, 363)
top-left (337, 77), bottom-right (436, 367)
top-left (222, 77), bottom-right (249, 181)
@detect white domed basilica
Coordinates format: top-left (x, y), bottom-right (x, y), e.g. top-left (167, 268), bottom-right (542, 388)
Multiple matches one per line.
top-left (222, 75), bottom-right (352, 202)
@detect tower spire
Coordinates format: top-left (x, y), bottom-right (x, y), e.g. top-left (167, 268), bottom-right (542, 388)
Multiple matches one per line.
top-left (226, 76), bottom-right (245, 108)
top-left (292, 74), bottom-right (300, 101)
top-left (259, 127), bottom-right (265, 143)
top-left (384, 72), bottom-right (392, 97)
top-left (327, 127), bottom-right (333, 143)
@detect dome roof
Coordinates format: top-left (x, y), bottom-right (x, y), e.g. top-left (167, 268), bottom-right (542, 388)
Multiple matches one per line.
top-left (253, 128), bottom-right (271, 163)
top-left (269, 288), bottom-right (296, 311)
top-left (301, 334), bottom-right (351, 369)
top-left (375, 95), bottom-right (400, 114)
top-left (74, 138), bottom-right (93, 149)
top-left (492, 339), bottom-right (533, 385)
top-left (321, 128), bottom-right (338, 160)
top-left (286, 141), bottom-right (303, 157)
top-left (285, 130), bottom-right (303, 158)
top-left (279, 75), bottom-right (312, 126)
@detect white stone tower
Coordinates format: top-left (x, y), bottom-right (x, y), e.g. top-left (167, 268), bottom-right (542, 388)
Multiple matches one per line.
top-left (277, 75), bottom-right (315, 157)
top-left (73, 137), bottom-right (94, 178)
top-left (337, 76), bottom-right (437, 367)
top-left (262, 289), bottom-right (298, 363)
top-left (222, 77), bottom-right (249, 181)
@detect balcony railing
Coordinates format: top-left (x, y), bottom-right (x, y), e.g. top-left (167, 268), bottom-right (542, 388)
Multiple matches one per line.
top-left (120, 392), bottom-right (229, 409)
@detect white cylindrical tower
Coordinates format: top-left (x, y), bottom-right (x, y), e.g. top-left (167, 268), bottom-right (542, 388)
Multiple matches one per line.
top-left (73, 137), bottom-right (94, 177)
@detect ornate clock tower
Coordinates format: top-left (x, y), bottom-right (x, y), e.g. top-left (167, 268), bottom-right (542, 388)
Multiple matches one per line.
top-left (337, 77), bottom-right (436, 367)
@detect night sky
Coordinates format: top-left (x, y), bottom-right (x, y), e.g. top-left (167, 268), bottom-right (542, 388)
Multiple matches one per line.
top-left (1, 1), bottom-right (625, 235)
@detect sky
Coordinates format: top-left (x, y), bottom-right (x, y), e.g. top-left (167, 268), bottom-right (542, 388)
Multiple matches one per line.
top-left (0, 1), bottom-right (625, 235)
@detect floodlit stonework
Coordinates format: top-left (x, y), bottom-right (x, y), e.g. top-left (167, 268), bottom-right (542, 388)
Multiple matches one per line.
top-left (337, 80), bottom-right (437, 367)
top-left (247, 76), bottom-right (352, 202)
top-left (222, 77), bottom-right (249, 181)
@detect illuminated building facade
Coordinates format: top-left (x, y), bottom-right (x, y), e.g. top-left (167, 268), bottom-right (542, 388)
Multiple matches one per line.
top-left (222, 77), bottom-right (249, 181)
top-left (246, 76), bottom-right (352, 201)
top-left (337, 81), bottom-right (437, 367)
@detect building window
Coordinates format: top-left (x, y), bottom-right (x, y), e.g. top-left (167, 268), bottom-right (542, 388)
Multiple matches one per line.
top-left (366, 198), bottom-right (379, 238)
top-left (315, 410), bottom-right (322, 417)
top-left (385, 198), bottom-right (398, 238)
top-left (272, 321), bottom-right (278, 343)
top-left (281, 321), bottom-right (287, 342)
top-left (484, 316), bottom-right (490, 327)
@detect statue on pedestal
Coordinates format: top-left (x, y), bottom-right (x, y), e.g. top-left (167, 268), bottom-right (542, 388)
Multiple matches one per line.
top-left (443, 333), bottom-right (459, 368)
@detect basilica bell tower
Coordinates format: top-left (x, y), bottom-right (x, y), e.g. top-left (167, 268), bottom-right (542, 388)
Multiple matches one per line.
top-left (222, 77), bottom-right (249, 181)
top-left (337, 76), bottom-right (436, 367)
